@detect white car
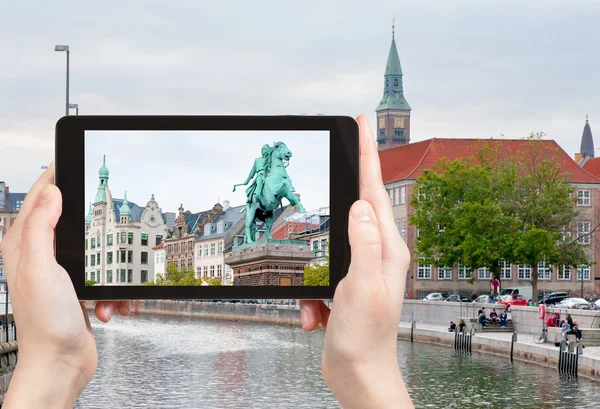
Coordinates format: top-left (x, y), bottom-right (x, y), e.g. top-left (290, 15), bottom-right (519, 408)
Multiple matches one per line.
top-left (423, 293), bottom-right (445, 301)
top-left (557, 297), bottom-right (590, 310)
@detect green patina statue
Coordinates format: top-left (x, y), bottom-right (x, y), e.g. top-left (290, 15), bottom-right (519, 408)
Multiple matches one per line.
top-left (233, 142), bottom-right (306, 244)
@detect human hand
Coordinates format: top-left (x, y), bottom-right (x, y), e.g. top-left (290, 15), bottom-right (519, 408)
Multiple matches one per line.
top-left (300, 115), bottom-right (413, 409)
top-left (0, 162), bottom-right (130, 409)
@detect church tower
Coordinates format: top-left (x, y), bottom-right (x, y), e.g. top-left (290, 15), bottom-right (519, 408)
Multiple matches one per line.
top-left (92, 155), bottom-right (110, 227)
top-left (376, 20), bottom-right (412, 151)
top-left (580, 114), bottom-right (594, 159)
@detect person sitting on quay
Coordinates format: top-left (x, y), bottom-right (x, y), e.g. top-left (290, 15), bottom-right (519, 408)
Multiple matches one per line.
top-left (561, 320), bottom-right (571, 342)
top-left (546, 313), bottom-right (561, 328)
top-left (448, 321), bottom-right (456, 332)
top-left (478, 311), bottom-right (487, 328)
top-left (458, 319), bottom-right (467, 333)
top-left (489, 309), bottom-right (499, 325)
top-left (499, 310), bottom-right (508, 328)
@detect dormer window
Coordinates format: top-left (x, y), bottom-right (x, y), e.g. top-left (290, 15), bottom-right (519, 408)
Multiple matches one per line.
top-left (217, 221), bottom-right (224, 234)
top-left (204, 223), bottom-right (212, 236)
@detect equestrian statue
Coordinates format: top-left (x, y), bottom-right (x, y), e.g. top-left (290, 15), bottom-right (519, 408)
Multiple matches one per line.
top-left (233, 142), bottom-right (306, 244)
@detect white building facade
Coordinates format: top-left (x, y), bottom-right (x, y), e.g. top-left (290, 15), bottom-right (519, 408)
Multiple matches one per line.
top-left (85, 156), bottom-right (168, 285)
top-left (153, 243), bottom-right (166, 280)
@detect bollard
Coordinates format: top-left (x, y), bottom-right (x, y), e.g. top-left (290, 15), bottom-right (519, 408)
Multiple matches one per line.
top-left (510, 331), bottom-right (517, 362)
top-left (410, 321), bottom-right (416, 343)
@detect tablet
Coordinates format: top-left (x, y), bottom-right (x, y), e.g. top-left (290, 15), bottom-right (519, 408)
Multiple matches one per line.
top-left (55, 115), bottom-right (359, 300)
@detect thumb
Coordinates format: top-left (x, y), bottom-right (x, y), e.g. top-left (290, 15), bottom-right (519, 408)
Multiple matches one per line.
top-left (346, 200), bottom-right (382, 283)
top-left (19, 185), bottom-right (63, 268)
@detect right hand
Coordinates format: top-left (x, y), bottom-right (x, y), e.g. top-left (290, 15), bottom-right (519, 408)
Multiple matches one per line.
top-left (300, 115), bottom-right (413, 409)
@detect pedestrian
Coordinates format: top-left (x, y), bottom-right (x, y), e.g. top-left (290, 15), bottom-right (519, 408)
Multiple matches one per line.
top-left (459, 319), bottom-right (467, 333)
top-left (499, 310), bottom-right (508, 328)
top-left (448, 321), bottom-right (456, 332)
top-left (489, 309), bottom-right (499, 325)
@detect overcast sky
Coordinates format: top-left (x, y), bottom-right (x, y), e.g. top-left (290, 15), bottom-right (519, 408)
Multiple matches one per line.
top-left (85, 131), bottom-right (329, 213)
top-left (2, 0), bottom-right (599, 196)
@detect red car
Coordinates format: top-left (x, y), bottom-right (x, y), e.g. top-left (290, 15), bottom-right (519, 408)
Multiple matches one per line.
top-left (497, 294), bottom-right (527, 311)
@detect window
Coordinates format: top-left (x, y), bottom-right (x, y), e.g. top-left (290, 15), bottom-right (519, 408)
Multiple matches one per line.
top-left (417, 228), bottom-right (422, 239)
top-left (91, 271), bottom-right (95, 281)
top-left (210, 265), bottom-right (215, 277)
top-left (321, 239), bottom-right (327, 252)
top-left (127, 250), bottom-right (133, 263)
top-left (417, 291), bottom-right (431, 300)
top-left (120, 232), bottom-right (126, 244)
top-left (91, 254), bottom-right (95, 266)
top-left (188, 258), bottom-right (193, 271)
top-left (155, 253), bottom-right (160, 264)
top-left (578, 222), bottom-right (591, 244)
top-left (127, 269), bottom-right (133, 283)
top-left (85, 255), bottom-right (88, 267)
top-left (97, 252), bottom-right (101, 265)
top-left (438, 265), bottom-right (452, 280)
top-left (313, 240), bottom-right (319, 251)
top-left (107, 252), bottom-right (113, 264)
top-left (203, 266), bottom-right (208, 277)
top-left (577, 265), bottom-right (590, 281)
top-left (141, 233), bottom-right (148, 246)
top-left (91, 238), bottom-right (96, 249)
top-left (120, 250), bottom-right (126, 263)
top-left (562, 227), bottom-right (572, 242)
top-left (217, 265), bottom-right (222, 277)
top-left (204, 244), bottom-right (209, 256)
top-left (128, 233), bottom-right (133, 245)
top-left (400, 186), bottom-right (406, 204)
top-left (217, 221), bottom-right (224, 234)
top-left (500, 260), bottom-right (511, 280)
top-left (458, 262), bottom-right (471, 280)
top-left (156, 235), bottom-right (163, 246)
top-left (218, 242), bottom-right (223, 254)
top-left (379, 128), bottom-right (385, 139)
top-left (141, 252), bottom-right (148, 264)
top-left (389, 189), bottom-right (393, 205)
top-left (120, 269), bottom-right (126, 283)
top-left (577, 190), bottom-right (591, 206)
top-left (97, 235), bottom-right (101, 247)
top-left (538, 261), bottom-right (551, 280)
top-left (197, 245), bottom-right (202, 258)
top-left (86, 239), bottom-right (88, 250)
top-left (558, 266), bottom-right (571, 280)
top-left (393, 129), bottom-right (404, 138)
top-left (394, 188), bottom-right (399, 205)
top-left (107, 234), bottom-right (113, 246)
top-left (518, 264), bottom-right (532, 280)
top-left (15, 200), bottom-right (23, 211)
top-left (417, 263), bottom-right (432, 279)
top-left (107, 270), bottom-right (113, 283)
top-left (478, 268), bottom-right (491, 280)
top-left (400, 219), bottom-right (406, 241)
top-left (204, 224), bottom-right (212, 236)
top-left (210, 243), bottom-right (216, 256)
top-left (141, 270), bottom-right (148, 283)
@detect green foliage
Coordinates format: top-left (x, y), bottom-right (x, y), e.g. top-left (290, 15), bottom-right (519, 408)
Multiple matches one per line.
top-left (304, 240), bottom-right (330, 286)
top-left (410, 134), bottom-right (591, 303)
top-left (204, 277), bottom-right (223, 286)
top-left (85, 280), bottom-right (97, 286)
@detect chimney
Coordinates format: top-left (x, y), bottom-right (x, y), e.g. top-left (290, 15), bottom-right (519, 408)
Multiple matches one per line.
top-left (574, 153), bottom-right (582, 164)
top-left (223, 200), bottom-right (230, 211)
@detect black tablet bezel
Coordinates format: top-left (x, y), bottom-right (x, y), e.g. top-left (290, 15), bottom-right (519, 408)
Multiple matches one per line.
top-left (55, 115), bottom-right (358, 300)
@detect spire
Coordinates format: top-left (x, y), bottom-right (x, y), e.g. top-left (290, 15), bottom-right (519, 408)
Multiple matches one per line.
top-left (99, 154), bottom-right (109, 179)
top-left (376, 19), bottom-right (411, 111)
top-left (119, 191), bottom-right (131, 216)
top-left (85, 202), bottom-right (92, 224)
top-left (580, 114), bottom-right (594, 159)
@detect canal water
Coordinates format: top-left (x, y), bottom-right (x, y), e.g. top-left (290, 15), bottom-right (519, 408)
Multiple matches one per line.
top-left (76, 313), bottom-right (600, 409)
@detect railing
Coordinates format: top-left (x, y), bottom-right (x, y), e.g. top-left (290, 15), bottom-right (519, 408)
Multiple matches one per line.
top-left (0, 321), bottom-right (16, 343)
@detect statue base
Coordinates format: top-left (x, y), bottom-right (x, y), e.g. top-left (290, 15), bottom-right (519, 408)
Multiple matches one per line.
top-left (226, 239), bottom-right (313, 286)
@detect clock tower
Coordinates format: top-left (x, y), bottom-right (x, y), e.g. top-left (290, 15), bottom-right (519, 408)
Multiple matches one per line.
top-left (376, 20), bottom-right (412, 151)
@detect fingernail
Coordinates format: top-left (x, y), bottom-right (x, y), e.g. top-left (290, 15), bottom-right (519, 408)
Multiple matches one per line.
top-left (301, 307), bottom-right (309, 329)
top-left (351, 201), bottom-right (375, 222)
top-left (38, 185), bottom-right (54, 205)
top-left (104, 306), bottom-right (113, 321)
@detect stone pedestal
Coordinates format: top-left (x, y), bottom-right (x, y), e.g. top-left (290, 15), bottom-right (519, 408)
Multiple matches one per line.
top-left (225, 239), bottom-right (313, 286)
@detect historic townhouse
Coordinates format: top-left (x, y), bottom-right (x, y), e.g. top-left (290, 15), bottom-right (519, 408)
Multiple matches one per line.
top-left (85, 157), bottom-right (168, 285)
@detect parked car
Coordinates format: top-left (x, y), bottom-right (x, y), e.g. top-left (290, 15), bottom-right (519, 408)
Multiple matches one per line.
top-left (440, 292), bottom-right (451, 299)
top-left (499, 286), bottom-right (533, 303)
top-left (472, 295), bottom-right (498, 304)
top-left (496, 294), bottom-right (527, 311)
top-left (593, 299), bottom-right (600, 310)
top-left (445, 295), bottom-right (471, 302)
top-left (539, 292), bottom-right (570, 306)
top-left (423, 293), bottom-right (445, 301)
top-left (557, 298), bottom-right (591, 310)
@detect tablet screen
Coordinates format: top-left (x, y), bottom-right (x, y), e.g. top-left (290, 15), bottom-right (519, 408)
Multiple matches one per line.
top-left (84, 130), bottom-right (330, 287)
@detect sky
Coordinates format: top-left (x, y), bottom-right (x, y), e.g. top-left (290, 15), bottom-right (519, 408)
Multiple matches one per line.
top-left (85, 131), bottom-right (329, 213)
top-left (1, 0), bottom-right (600, 195)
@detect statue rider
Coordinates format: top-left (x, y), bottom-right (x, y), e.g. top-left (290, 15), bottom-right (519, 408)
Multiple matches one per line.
top-left (232, 144), bottom-right (272, 204)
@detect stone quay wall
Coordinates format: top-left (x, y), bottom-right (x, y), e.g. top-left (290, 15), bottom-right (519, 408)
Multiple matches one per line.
top-left (400, 300), bottom-right (506, 326)
top-left (510, 305), bottom-right (600, 333)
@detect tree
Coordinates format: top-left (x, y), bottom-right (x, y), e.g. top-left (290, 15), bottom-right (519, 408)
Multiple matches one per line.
top-left (145, 261), bottom-right (205, 286)
top-left (304, 240), bottom-right (330, 286)
top-left (85, 280), bottom-right (97, 286)
top-left (203, 277), bottom-right (223, 286)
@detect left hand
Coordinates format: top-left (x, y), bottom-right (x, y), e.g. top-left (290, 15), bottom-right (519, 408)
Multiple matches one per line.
top-left (0, 161), bottom-right (130, 409)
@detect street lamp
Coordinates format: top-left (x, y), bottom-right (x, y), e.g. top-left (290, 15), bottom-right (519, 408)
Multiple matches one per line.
top-left (54, 44), bottom-right (70, 116)
top-left (69, 103), bottom-right (79, 115)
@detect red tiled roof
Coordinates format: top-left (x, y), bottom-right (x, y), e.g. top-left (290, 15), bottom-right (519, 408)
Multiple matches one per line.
top-left (583, 157), bottom-right (600, 179)
top-left (271, 221), bottom-right (320, 240)
top-left (152, 242), bottom-right (165, 250)
top-left (379, 138), bottom-right (600, 184)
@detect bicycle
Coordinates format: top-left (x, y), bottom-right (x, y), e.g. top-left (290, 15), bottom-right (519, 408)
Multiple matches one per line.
top-left (533, 325), bottom-right (548, 344)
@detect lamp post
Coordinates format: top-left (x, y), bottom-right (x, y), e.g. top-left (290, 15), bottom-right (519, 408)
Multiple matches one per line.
top-left (54, 45), bottom-right (70, 116)
top-left (69, 103), bottom-right (79, 115)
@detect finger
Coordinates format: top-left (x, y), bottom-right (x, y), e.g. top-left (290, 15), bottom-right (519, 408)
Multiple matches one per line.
top-left (317, 300), bottom-right (331, 328)
top-left (300, 300), bottom-right (322, 331)
top-left (10, 185), bottom-right (62, 283)
top-left (117, 301), bottom-right (131, 317)
top-left (346, 200), bottom-right (382, 282)
top-left (80, 301), bottom-right (93, 333)
top-left (95, 301), bottom-right (122, 323)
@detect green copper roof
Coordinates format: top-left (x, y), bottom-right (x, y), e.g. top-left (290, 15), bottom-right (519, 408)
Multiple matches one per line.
top-left (99, 155), bottom-right (109, 178)
top-left (376, 32), bottom-right (411, 111)
top-left (85, 202), bottom-right (92, 224)
top-left (119, 191), bottom-right (131, 216)
top-left (94, 185), bottom-right (107, 204)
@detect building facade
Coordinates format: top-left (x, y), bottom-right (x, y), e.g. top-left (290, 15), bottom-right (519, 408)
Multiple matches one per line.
top-left (153, 242), bottom-right (165, 280)
top-left (0, 181), bottom-right (26, 290)
top-left (85, 156), bottom-right (168, 285)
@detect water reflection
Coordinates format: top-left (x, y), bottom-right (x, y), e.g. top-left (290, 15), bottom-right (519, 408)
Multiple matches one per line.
top-left (76, 314), bottom-right (600, 409)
